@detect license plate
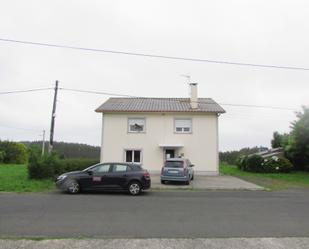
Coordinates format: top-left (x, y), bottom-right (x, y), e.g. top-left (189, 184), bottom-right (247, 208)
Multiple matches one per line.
top-left (169, 170), bottom-right (178, 174)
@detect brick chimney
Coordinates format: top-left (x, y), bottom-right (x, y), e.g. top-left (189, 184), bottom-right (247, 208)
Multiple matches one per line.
top-left (190, 83), bottom-right (198, 109)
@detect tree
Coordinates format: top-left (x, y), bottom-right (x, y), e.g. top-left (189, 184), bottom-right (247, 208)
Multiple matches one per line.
top-left (271, 131), bottom-right (289, 148)
top-left (0, 140), bottom-right (28, 164)
top-left (285, 107), bottom-right (309, 170)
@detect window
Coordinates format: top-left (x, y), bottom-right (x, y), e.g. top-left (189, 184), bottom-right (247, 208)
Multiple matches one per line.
top-left (125, 150), bottom-right (141, 163)
top-left (175, 119), bottom-right (192, 133)
top-left (113, 164), bottom-right (128, 172)
top-left (128, 118), bottom-right (145, 133)
top-left (164, 160), bottom-right (184, 168)
top-left (92, 164), bottom-right (111, 173)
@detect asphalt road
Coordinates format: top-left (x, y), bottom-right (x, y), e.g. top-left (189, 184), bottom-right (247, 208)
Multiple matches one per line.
top-left (1, 190), bottom-right (309, 238)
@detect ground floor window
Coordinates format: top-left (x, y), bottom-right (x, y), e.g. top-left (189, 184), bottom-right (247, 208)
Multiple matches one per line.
top-left (125, 150), bottom-right (141, 163)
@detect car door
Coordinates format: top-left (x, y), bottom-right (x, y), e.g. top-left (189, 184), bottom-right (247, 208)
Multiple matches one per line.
top-left (108, 164), bottom-right (130, 189)
top-left (85, 163), bottom-right (111, 190)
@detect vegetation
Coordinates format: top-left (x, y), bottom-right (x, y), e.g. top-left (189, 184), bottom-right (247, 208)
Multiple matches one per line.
top-left (0, 164), bottom-right (54, 192)
top-left (219, 146), bottom-right (267, 165)
top-left (22, 141), bottom-right (100, 159)
top-left (220, 163), bottom-right (309, 190)
top-left (272, 106), bottom-right (309, 171)
top-left (0, 140), bottom-right (28, 164)
top-left (236, 154), bottom-right (293, 173)
top-left (28, 148), bottom-right (59, 179)
top-left (28, 147), bottom-right (99, 179)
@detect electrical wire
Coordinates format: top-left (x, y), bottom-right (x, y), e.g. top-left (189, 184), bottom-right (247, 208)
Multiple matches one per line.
top-left (0, 86), bottom-right (299, 111)
top-left (59, 87), bottom-right (135, 97)
top-left (0, 124), bottom-right (42, 132)
top-left (1, 38), bottom-right (309, 71)
top-left (0, 87), bottom-right (53, 95)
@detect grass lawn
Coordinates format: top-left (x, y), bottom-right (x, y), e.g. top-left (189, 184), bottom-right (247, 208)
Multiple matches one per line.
top-left (220, 163), bottom-right (309, 190)
top-left (0, 164), bottom-right (54, 192)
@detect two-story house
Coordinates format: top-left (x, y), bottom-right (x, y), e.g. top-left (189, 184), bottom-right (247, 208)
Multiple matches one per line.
top-left (95, 83), bottom-right (225, 175)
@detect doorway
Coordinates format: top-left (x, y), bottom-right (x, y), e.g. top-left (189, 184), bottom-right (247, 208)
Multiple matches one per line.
top-left (165, 149), bottom-right (175, 159)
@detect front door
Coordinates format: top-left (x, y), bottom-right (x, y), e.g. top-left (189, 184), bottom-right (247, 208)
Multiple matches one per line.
top-left (165, 149), bottom-right (175, 159)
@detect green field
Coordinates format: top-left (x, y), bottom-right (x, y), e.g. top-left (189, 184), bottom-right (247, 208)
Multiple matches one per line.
top-left (0, 164), bottom-right (54, 192)
top-left (220, 163), bottom-right (309, 190)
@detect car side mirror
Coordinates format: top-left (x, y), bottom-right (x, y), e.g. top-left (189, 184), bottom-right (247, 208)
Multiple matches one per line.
top-left (87, 170), bottom-right (93, 175)
top-left (190, 164), bottom-right (195, 167)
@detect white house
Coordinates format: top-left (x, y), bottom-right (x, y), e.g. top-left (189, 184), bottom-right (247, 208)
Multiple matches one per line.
top-left (95, 83), bottom-right (225, 175)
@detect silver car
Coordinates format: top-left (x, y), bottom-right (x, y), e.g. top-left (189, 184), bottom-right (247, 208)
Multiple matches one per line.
top-left (160, 158), bottom-right (194, 185)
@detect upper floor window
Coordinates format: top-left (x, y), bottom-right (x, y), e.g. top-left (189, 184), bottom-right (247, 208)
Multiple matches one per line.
top-left (175, 119), bottom-right (192, 133)
top-left (128, 118), bottom-right (145, 133)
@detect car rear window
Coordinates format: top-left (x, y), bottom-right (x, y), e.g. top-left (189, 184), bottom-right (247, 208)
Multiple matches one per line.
top-left (164, 161), bottom-right (184, 168)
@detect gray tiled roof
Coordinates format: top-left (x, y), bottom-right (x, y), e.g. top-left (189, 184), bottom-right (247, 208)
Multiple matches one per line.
top-left (95, 98), bottom-right (225, 113)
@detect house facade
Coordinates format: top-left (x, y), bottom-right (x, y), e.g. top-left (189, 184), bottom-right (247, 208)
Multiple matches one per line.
top-left (95, 84), bottom-right (225, 175)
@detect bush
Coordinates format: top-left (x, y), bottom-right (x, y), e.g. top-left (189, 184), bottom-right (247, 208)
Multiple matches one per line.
top-left (0, 141), bottom-right (28, 164)
top-left (28, 148), bottom-right (58, 179)
top-left (245, 154), bottom-right (264, 172)
top-left (0, 150), bottom-right (5, 163)
top-left (27, 146), bottom-right (99, 179)
top-left (236, 155), bottom-right (247, 170)
top-left (54, 158), bottom-right (99, 176)
top-left (262, 156), bottom-right (293, 173)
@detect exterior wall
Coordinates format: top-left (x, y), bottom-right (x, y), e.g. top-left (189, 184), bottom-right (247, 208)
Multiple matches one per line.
top-left (100, 112), bottom-right (219, 175)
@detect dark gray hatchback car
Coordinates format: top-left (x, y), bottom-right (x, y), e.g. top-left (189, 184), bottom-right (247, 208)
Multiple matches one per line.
top-left (56, 162), bottom-right (151, 195)
top-left (160, 158), bottom-right (194, 185)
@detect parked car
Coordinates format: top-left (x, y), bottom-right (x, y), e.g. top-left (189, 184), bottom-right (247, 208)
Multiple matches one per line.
top-left (55, 162), bottom-right (151, 195)
top-left (160, 158), bottom-right (194, 185)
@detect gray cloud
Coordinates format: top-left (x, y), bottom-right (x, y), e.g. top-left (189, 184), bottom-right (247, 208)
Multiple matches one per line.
top-left (0, 0), bottom-right (308, 151)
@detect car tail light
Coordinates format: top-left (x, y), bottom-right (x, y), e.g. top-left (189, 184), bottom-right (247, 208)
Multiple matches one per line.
top-left (143, 171), bottom-right (150, 179)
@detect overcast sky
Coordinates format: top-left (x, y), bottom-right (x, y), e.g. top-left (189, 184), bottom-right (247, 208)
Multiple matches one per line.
top-left (0, 0), bottom-right (308, 151)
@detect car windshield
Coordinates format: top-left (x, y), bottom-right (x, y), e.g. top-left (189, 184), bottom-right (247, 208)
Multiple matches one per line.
top-left (82, 163), bottom-right (101, 172)
top-left (164, 161), bottom-right (184, 168)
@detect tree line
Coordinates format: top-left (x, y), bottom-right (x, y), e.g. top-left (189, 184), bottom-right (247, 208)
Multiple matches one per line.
top-left (220, 106), bottom-right (309, 171)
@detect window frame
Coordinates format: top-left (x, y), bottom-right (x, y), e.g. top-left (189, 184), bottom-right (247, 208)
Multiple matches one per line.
top-left (127, 117), bottom-right (146, 133)
top-left (174, 118), bottom-right (192, 134)
top-left (124, 149), bottom-right (143, 164)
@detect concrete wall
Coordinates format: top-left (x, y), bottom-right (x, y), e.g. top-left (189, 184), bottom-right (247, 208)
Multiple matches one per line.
top-left (100, 112), bottom-right (219, 175)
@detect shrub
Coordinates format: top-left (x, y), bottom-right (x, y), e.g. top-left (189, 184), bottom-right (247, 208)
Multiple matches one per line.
top-left (0, 150), bottom-right (5, 163)
top-left (27, 146), bottom-right (99, 179)
top-left (28, 148), bottom-right (58, 179)
top-left (54, 158), bottom-right (99, 176)
top-left (244, 154), bottom-right (264, 172)
top-left (0, 141), bottom-right (28, 164)
top-left (236, 155), bottom-right (247, 170)
top-left (262, 156), bottom-right (293, 173)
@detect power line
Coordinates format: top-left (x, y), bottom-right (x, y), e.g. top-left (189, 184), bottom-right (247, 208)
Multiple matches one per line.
top-left (218, 103), bottom-right (297, 111)
top-left (59, 87), bottom-right (135, 97)
top-left (0, 124), bottom-right (42, 132)
top-left (0, 87), bottom-right (53, 95)
top-left (0, 86), bottom-right (299, 111)
top-left (1, 38), bottom-right (309, 71)
top-left (60, 87), bottom-right (297, 111)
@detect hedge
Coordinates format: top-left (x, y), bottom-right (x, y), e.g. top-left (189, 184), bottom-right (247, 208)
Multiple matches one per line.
top-left (28, 148), bottom-right (99, 179)
top-left (236, 154), bottom-right (293, 173)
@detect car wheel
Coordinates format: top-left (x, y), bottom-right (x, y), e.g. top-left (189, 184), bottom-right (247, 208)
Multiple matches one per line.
top-left (128, 181), bottom-right (141, 196)
top-left (66, 179), bottom-right (80, 194)
top-left (185, 180), bottom-right (190, 185)
top-left (191, 174), bottom-right (194, 181)
top-left (161, 180), bottom-right (166, 184)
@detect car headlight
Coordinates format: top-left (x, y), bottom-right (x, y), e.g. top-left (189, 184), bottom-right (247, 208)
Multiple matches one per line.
top-left (57, 174), bottom-right (67, 181)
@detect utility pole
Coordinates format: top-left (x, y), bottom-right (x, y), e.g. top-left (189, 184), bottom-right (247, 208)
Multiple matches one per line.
top-left (42, 130), bottom-right (45, 156)
top-left (49, 80), bottom-right (59, 153)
